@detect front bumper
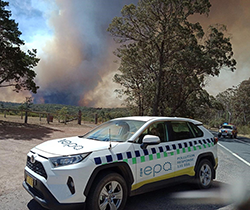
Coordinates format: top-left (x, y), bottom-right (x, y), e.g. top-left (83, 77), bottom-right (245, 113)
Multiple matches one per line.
top-left (23, 172), bottom-right (86, 210)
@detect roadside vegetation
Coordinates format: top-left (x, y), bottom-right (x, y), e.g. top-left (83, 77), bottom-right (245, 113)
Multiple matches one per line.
top-left (0, 101), bottom-right (130, 123)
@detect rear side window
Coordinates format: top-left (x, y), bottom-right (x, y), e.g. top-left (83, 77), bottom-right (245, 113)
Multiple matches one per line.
top-left (169, 121), bottom-right (195, 141)
top-left (188, 122), bottom-right (203, 138)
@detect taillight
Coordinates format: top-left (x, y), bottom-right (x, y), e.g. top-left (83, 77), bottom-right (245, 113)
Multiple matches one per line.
top-left (214, 137), bottom-right (218, 145)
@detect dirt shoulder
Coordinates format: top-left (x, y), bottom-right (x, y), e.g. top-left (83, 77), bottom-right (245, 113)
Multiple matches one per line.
top-left (0, 119), bottom-right (94, 197)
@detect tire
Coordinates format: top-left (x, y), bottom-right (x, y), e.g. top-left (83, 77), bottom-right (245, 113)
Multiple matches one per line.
top-left (195, 159), bottom-right (213, 189)
top-left (87, 172), bottom-right (128, 210)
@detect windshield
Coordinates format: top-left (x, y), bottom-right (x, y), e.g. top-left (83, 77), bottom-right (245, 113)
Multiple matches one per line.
top-left (82, 120), bottom-right (146, 142)
top-left (222, 125), bottom-right (233, 129)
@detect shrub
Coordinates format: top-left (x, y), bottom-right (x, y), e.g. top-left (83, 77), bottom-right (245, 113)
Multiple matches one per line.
top-left (238, 125), bottom-right (250, 135)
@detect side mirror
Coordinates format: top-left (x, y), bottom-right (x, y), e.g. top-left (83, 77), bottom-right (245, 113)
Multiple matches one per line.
top-left (140, 135), bottom-right (160, 149)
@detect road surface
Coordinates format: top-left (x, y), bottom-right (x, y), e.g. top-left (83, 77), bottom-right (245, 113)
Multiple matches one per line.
top-left (0, 133), bottom-right (249, 210)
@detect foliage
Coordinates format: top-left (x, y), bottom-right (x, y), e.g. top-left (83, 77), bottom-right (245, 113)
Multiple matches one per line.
top-left (232, 78), bottom-right (250, 125)
top-left (108, 0), bottom-right (236, 116)
top-left (0, 0), bottom-right (39, 93)
top-left (216, 87), bottom-right (236, 123)
top-left (24, 97), bottom-right (33, 109)
top-left (0, 101), bottom-right (131, 122)
top-left (213, 77), bottom-right (250, 126)
top-left (56, 107), bottom-right (69, 123)
top-left (238, 125), bottom-right (250, 136)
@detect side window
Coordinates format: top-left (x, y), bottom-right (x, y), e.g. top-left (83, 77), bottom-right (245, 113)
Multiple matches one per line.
top-left (137, 122), bottom-right (167, 143)
top-left (188, 122), bottom-right (203, 138)
top-left (168, 121), bottom-right (195, 141)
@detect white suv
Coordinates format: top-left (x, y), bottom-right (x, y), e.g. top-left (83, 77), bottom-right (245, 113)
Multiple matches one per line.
top-left (23, 116), bottom-right (218, 210)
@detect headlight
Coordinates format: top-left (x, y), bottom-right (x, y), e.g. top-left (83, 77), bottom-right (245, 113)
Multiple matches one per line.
top-left (49, 153), bottom-right (90, 168)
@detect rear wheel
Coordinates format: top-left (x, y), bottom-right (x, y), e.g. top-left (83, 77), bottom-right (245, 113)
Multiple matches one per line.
top-left (87, 172), bottom-right (128, 210)
top-left (195, 159), bottom-right (213, 189)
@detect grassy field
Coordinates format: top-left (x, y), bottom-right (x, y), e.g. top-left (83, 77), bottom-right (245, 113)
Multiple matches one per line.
top-left (0, 113), bottom-right (95, 127)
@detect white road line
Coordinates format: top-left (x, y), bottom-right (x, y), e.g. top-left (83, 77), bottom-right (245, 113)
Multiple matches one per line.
top-left (218, 142), bottom-right (250, 167)
top-left (235, 138), bottom-right (250, 146)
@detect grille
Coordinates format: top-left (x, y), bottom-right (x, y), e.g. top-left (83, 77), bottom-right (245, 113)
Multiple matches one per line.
top-left (26, 156), bottom-right (48, 179)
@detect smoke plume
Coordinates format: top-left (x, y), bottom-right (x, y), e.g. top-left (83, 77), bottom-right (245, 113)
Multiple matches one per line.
top-left (200, 0), bottom-right (250, 95)
top-left (32, 0), bottom-right (138, 107)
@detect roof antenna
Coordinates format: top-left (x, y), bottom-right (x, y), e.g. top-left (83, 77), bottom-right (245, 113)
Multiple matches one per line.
top-left (109, 128), bottom-right (112, 149)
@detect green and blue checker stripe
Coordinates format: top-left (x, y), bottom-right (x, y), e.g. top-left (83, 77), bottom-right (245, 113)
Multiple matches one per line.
top-left (94, 138), bottom-right (215, 165)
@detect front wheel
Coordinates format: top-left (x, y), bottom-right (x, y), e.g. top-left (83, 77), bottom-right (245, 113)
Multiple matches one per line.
top-left (87, 172), bottom-right (128, 210)
top-left (195, 159), bottom-right (213, 189)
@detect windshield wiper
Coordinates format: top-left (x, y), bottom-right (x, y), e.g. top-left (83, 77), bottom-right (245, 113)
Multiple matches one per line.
top-left (87, 137), bottom-right (99, 140)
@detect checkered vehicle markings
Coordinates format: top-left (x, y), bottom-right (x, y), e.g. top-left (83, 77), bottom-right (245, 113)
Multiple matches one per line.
top-left (94, 138), bottom-right (215, 165)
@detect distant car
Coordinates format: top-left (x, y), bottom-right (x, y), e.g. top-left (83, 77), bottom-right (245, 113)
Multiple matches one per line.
top-left (218, 123), bottom-right (237, 138)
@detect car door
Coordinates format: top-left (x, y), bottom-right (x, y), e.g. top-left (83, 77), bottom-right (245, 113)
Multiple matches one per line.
top-left (131, 121), bottom-right (176, 191)
top-left (167, 121), bottom-right (201, 178)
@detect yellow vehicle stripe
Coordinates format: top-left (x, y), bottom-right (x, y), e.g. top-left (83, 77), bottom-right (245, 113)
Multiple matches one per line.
top-left (132, 166), bottom-right (195, 191)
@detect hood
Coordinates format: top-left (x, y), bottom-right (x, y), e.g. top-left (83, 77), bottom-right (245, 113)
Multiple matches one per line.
top-left (32, 136), bottom-right (119, 157)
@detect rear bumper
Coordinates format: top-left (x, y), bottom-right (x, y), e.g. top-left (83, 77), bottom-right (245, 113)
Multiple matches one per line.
top-left (23, 177), bottom-right (86, 210)
top-left (219, 133), bottom-right (232, 137)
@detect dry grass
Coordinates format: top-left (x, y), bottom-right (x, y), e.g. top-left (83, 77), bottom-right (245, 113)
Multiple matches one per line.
top-left (0, 113), bottom-right (95, 127)
top-left (0, 114), bottom-right (97, 141)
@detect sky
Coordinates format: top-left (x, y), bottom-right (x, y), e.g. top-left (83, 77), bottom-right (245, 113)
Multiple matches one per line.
top-left (1, 0), bottom-right (250, 107)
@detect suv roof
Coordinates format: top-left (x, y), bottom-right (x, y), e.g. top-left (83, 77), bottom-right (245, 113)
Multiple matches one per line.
top-left (113, 116), bottom-right (203, 125)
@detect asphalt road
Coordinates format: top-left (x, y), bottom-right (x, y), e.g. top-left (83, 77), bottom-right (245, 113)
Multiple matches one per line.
top-left (219, 136), bottom-right (250, 164)
top-left (1, 137), bottom-right (250, 210)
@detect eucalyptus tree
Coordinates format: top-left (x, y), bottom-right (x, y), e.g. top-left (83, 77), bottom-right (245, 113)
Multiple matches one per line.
top-left (232, 78), bottom-right (250, 125)
top-left (108, 0), bottom-right (236, 116)
top-left (0, 0), bottom-right (39, 93)
top-left (216, 85), bottom-right (238, 124)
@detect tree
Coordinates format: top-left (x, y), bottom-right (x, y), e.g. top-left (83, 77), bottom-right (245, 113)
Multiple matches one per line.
top-left (232, 78), bottom-right (250, 125)
top-left (108, 0), bottom-right (236, 116)
top-left (57, 107), bottom-right (69, 124)
top-left (0, 0), bottom-right (39, 93)
top-left (216, 87), bottom-right (236, 123)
